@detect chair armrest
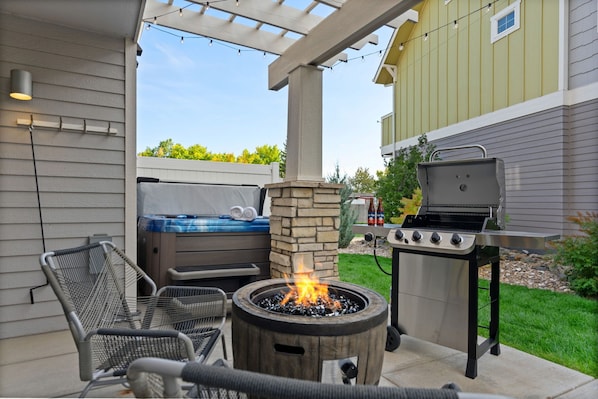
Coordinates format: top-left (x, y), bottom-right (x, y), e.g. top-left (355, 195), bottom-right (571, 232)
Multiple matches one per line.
top-left (150, 287), bottom-right (227, 329)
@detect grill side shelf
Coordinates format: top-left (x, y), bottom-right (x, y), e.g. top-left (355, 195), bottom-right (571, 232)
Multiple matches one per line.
top-left (475, 231), bottom-right (560, 250)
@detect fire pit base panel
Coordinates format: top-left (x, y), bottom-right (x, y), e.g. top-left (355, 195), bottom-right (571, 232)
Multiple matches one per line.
top-left (232, 279), bottom-right (388, 385)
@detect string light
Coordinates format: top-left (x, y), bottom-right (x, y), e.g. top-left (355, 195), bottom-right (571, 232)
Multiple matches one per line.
top-left (385, 0), bottom-right (499, 56)
top-left (180, 36), bottom-right (184, 44)
top-left (145, 24), bottom-right (150, 30)
top-left (142, 0), bottom-right (501, 71)
top-left (179, 8), bottom-right (183, 16)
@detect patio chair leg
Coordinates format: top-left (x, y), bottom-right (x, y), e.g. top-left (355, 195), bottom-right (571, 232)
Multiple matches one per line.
top-left (221, 334), bottom-right (228, 360)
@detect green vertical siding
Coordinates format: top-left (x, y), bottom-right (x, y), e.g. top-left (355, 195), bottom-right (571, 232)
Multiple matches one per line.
top-left (391, 0), bottom-right (560, 141)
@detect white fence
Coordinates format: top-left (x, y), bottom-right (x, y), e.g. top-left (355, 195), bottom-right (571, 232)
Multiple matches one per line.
top-left (137, 157), bottom-right (282, 186)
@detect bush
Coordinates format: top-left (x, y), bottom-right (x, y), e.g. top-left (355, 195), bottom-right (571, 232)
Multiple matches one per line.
top-left (394, 188), bottom-right (422, 224)
top-left (376, 134), bottom-right (435, 220)
top-left (327, 164), bottom-right (357, 248)
top-left (552, 212), bottom-right (598, 298)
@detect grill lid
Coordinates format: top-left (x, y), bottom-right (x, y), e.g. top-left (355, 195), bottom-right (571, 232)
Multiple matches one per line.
top-left (414, 146), bottom-right (506, 231)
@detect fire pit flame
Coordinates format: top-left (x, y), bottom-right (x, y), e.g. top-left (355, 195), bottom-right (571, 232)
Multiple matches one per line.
top-left (280, 270), bottom-right (341, 311)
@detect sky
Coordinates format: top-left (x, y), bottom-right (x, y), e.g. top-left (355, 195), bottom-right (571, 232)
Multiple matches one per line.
top-left (136, 20), bottom-right (395, 178)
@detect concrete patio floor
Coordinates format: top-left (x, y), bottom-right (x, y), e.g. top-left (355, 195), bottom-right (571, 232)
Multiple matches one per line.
top-left (1, 316), bottom-right (595, 399)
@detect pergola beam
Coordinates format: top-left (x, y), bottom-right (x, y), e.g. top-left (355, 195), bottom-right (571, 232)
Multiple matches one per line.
top-left (268, 0), bottom-right (420, 90)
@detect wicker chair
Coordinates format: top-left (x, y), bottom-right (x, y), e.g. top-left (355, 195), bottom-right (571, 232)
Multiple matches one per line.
top-left (127, 357), bottom-right (515, 399)
top-left (40, 241), bottom-right (227, 398)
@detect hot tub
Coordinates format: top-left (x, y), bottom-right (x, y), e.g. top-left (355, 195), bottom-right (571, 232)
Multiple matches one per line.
top-left (137, 215), bottom-right (271, 297)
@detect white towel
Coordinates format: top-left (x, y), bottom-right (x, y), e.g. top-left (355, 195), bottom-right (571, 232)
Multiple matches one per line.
top-left (241, 206), bottom-right (257, 221)
top-left (230, 206), bottom-right (244, 220)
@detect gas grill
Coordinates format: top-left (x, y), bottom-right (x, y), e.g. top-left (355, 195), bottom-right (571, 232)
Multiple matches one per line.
top-left (384, 145), bottom-right (558, 379)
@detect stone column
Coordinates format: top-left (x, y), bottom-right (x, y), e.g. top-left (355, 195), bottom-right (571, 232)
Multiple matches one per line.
top-left (266, 181), bottom-right (343, 279)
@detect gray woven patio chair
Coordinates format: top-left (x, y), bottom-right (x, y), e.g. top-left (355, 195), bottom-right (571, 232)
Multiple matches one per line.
top-left (40, 241), bottom-right (227, 398)
top-left (127, 357), bottom-right (515, 399)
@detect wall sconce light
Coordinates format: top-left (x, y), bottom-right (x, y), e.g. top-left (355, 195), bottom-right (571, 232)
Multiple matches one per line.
top-left (10, 69), bottom-right (32, 101)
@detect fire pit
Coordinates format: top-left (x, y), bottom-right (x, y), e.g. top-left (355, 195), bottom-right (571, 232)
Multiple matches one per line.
top-left (232, 278), bottom-right (388, 385)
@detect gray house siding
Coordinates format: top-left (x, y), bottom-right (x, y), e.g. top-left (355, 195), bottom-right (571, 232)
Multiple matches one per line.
top-left (568, 0), bottom-right (598, 89)
top-left (430, 99), bottom-right (597, 238)
top-left (0, 14), bottom-right (131, 339)
top-left (564, 98), bottom-right (598, 233)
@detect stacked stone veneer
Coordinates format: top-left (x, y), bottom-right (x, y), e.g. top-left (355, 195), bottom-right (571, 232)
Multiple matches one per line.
top-left (266, 181), bottom-right (344, 279)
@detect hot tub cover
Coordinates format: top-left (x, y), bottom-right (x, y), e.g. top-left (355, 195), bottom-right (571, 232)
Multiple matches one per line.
top-left (138, 215), bottom-right (270, 233)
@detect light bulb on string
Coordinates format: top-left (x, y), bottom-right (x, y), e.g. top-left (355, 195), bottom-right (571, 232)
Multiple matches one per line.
top-left (206, 2), bottom-right (210, 10)
top-left (399, 43), bottom-right (404, 51)
top-left (454, 20), bottom-right (458, 29)
top-left (209, 39), bottom-right (213, 46)
top-left (180, 36), bottom-right (184, 44)
top-left (237, 49), bottom-right (241, 56)
top-left (424, 32), bottom-right (428, 41)
top-left (145, 24), bottom-right (150, 30)
top-left (179, 8), bottom-right (183, 16)
top-left (153, 16), bottom-right (157, 24)
top-left (236, 0), bottom-right (239, 6)
top-left (486, 3), bottom-right (492, 13)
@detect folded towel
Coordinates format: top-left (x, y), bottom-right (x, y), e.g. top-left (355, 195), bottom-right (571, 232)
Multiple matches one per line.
top-left (241, 206), bottom-right (257, 222)
top-left (230, 206), bottom-right (244, 220)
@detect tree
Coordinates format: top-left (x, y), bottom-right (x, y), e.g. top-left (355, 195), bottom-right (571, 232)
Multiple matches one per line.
top-left (327, 163), bottom-right (357, 248)
top-left (138, 139), bottom-right (283, 166)
top-left (139, 138), bottom-right (175, 157)
top-left (376, 134), bottom-right (435, 221)
top-left (252, 144), bottom-right (282, 165)
top-left (349, 167), bottom-right (377, 194)
top-left (279, 140), bottom-right (286, 178)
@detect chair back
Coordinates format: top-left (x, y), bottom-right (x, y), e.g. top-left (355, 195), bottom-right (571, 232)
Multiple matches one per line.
top-left (128, 358), bottom-right (512, 399)
top-left (40, 241), bottom-right (158, 379)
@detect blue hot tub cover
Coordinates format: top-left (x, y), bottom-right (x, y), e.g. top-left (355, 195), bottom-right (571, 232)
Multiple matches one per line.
top-left (138, 214), bottom-right (270, 233)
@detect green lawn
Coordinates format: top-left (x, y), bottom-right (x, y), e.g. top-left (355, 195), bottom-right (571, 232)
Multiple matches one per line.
top-left (338, 253), bottom-right (598, 377)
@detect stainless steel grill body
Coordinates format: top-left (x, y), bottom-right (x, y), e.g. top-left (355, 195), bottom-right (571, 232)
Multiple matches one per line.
top-left (387, 146), bottom-right (503, 379)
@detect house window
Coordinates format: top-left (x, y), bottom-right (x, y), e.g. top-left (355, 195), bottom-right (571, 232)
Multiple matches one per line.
top-left (491, 0), bottom-right (521, 43)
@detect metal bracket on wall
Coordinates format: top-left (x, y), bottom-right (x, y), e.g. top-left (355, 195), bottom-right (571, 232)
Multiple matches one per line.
top-left (17, 114), bottom-right (118, 135)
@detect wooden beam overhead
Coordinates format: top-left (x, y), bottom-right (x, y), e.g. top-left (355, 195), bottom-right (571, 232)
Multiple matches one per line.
top-left (143, 0), bottom-right (380, 64)
top-left (268, 0), bottom-right (420, 90)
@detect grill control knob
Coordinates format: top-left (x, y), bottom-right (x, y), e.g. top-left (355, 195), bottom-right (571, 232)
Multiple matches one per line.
top-left (412, 231), bottom-right (422, 242)
top-left (430, 232), bottom-right (441, 243)
top-left (394, 230), bottom-right (404, 240)
top-left (450, 233), bottom-right (463, 245)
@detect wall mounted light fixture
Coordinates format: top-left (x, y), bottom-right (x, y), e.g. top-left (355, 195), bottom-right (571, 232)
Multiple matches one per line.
top-left (10, 69), bottom-right (32, 101)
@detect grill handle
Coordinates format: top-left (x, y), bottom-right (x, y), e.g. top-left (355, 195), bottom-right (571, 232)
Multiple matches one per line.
top-left (429, 144), bottom-right (487, 161)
